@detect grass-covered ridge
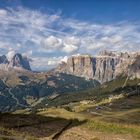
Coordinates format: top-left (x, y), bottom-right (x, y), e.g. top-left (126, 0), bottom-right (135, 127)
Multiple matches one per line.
top-left (0, 106), bottom-right (139, 140)
top-left (0, 76), bottom-right (140, 140)
top-left (0, 72), bottom-right (99, 112)
top-left (36, 76), bottom-right (140, 108)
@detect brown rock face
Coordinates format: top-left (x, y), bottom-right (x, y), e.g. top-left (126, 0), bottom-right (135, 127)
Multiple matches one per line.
top-left (129, 55), bottom-right (140, 79)
top-left (54, 51), bottom-right (140, 83)
top-left (94, 56), bottom-right (118, 82)
top-left (66, 55), bottom-right (95, 79)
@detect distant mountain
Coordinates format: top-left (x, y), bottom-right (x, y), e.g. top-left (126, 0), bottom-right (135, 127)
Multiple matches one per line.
top-left (54, 50), bottom-right (140, 83)
top-left (36, 75), bottom-right (140, 109)
top-left (0, 71), bottom-right (99, 112)
top-left (0, 53), bottom-right (31, 71)
top-left (0, 55), bottom-right (8, 64)
top-left (0, 50), bottom-right (139, 112)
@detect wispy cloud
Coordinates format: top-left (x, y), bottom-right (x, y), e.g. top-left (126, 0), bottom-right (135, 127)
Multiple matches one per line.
top-left (31, 56), bottom-right (67, 71)
top-left (0, 7), bottom-right (140, 70)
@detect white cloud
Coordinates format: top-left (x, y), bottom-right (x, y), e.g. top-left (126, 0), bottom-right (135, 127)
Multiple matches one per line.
top-left (0, 9), bottom-right (7, 17)
top-left (48, 60), bottom-right (58, 66)
top-left (60, 56), bottom-right (68, 63)
top-left (31, 56), bottom-right (67, 70)
top-left (41, 36), bottom-right (80, 53)
top-left (7, 50), bottom-right (16, 61)
top-left (62, 36), bottom-right (80, 53)
top-left (64, 36), bottom-right (80, 46)
top-left (0, 7), bottom-right (140, 70)
top-left (22, 50), bottom-right (33, 57)
top-left (62, 44), bottom-right (79, 53)
top-left (41, 36), bottom-right (63, 52)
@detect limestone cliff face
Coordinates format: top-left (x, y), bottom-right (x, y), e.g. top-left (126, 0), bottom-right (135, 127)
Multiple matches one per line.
top-left (129, 55), bottom-right (140, 79)
top-left (66, 55), bottom-right (95, 79)
top-left (54, 51), bottom-right (140, 83)
top-left (94, 56), bottom-right (119, 83)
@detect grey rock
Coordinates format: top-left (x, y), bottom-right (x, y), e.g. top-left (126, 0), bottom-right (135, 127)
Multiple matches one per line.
top-left (0, 53), bottom-right (31, 71)
top-left (54, 51), bottom-right (140, 83)
top-left (129, 55), bottom-right (140, 79)
top-left (9, 53), bottom-right (31, 70)
top-left (0, 55), bottom-right (8, 64)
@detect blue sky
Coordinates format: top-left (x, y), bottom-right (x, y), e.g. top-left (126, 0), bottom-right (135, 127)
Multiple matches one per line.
top-left (0, 0), bottom-right (140, 70)
top-left (1, 0), bottom-right (140, 23)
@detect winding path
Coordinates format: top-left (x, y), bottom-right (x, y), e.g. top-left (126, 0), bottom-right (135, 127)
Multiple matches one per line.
top-left (8, 88), bottom-right (28, 108)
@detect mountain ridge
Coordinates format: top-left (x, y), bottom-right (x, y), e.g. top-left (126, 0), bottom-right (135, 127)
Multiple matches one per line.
top-left (0, 53), bottom-right (31, 71)
top-left (54, 50), bottom-right (140, 83)
top-left (0, 50), bottom-right (139, 112)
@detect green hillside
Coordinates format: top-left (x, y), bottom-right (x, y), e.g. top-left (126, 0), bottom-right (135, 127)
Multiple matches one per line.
top-left (0, 75), bottom-right (140, 140)
top-left (0, 72), bottom-right (99, 112)
top-left (35, 76), bottom-right (140, 109)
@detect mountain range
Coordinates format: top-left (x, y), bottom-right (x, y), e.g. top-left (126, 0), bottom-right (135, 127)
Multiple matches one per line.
top-left (0, 53), bottom-right (31, 71)
top-left (0, 50), bottom-right (139, 83)
top-left (54, 50), bottom-right (140, 83)
top-left (0, 50), bottom-right (140, 140)
top-left (0, 50), bottom-right (139, 112)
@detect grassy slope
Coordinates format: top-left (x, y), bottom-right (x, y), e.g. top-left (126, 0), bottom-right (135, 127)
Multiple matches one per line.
top-left (0, 72), bottom-right (99, 112)
top-left (0, 76), bottom-right (140, 139)
top-left (32, 76), bottom-right (140, 139)
top-left (36, 76), bottom-right (140, 108)
top-left (0, 106), bottom-right (139, 140)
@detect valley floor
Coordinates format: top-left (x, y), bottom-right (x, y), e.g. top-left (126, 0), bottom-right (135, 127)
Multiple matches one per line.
top-left (57, 126), bottom-right (134, 140)
top-left (0, 113), bottom-right (138, 140)
top-left (0, 96), bottom-right (140, 140)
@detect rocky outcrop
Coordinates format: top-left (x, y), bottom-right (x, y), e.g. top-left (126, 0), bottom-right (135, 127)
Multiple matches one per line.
top-left (9, 53), bottom-right (31, 70)
top-left (129, 55), bottom-right (140, 79)
top-left (0, 55), bottom-right (8, 64)
top-left (66, 55), bottom-right (95, 79)
top-left (54, 51), bottom-right (140, 83)
top-left (0, 53), bottom-right (31, 71)
top-left (55, 55), bottom-right (95, 79)
top-left (94, 56), bottom-right (118, 82)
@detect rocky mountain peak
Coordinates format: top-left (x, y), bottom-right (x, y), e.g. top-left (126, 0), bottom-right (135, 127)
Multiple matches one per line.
top-left (0, 55), bottom-right (8, 64)
top-left (10, 53), bottom-right (23, 67)
top-left (54, 51), bottom-right (140, 83)
top-left (9, 53), bottom-right (31, 70)
top-left (0, 53), bottom-right (31, 71)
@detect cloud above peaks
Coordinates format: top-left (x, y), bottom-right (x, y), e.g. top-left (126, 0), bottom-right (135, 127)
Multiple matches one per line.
top-left (6, 50), bottom-right (16, 61)
top-left (0, 7), bottom-right (140, 70)
top-left (62, 37), bottom-right (80, 53)
top-left (41, 36), bottom-right (80, 53)
top-left (41, 36), bottom-right (63, 52)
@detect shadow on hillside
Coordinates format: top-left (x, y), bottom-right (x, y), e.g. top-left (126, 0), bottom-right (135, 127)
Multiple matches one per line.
top-left (0, 113), bottom-right (86, 139)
